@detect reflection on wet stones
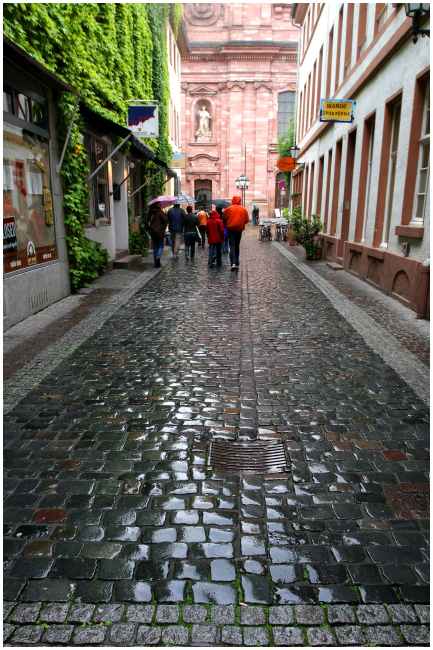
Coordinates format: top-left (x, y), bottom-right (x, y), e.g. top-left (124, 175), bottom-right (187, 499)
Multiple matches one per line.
top-left (3, 234), bottom-right (429, 618)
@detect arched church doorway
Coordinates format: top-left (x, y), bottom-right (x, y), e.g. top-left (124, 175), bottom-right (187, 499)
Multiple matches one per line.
top-left (194, 179), bottom-right (212, 213)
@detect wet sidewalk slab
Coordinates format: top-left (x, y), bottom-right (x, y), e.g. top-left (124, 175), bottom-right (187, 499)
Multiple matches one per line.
top-left (3, 232), bottom-right (430, 646)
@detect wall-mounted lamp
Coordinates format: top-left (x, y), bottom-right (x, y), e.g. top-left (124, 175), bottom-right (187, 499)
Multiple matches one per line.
top-left (404, 3), bottom-right (430, 43)
top-left (290, 143), bottom-right (305, 169)
top-left (112, 154), bottom-right (119, 164)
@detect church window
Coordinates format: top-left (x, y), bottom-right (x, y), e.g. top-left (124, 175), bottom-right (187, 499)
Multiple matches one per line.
top-left (278, 91), bottom-right (296, 138)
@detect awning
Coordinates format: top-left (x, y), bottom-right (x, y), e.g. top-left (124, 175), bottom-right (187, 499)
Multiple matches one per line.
top-left (79, 103), bottom-right (177, 178)
top-left (3, 36), bottom-right (80, 96)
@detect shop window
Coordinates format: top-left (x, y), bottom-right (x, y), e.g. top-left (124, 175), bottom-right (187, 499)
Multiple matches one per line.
top-left (3, 83), bottom-right (57, 274)
top-left (127, 159), bottom-right (143, 222)
top-left (85, 136), bottom-right (110, 226)
top-left (413, 83), bottom-right (430, 222)
top-left (4, 86), bottom-right (13, 113)
top-left (3, 82), bottom-right (46, 129)
top-left (15, 92), bottom-right (31, 121)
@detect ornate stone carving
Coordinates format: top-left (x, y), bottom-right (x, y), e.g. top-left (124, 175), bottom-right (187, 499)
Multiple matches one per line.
top-left (185, 3), bottom-right (221, 26)
top-left (227, 81), bottom-right (246, 91)
top-left (195, 105), bottom-right (212, 140)
top-left (254, 81), bottom-right (274, 91)
top-left (218, 82), bottom-right (228, 91)
top-left (189, 85), bottom-right (217, 95)
top-left (181, 82), bottom-right (189, 91)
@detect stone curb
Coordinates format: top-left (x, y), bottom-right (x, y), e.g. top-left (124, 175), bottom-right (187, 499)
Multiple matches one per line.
top-left (3, 256), bottom-right (172, 414)
top-left (4, 603), bottom-right (430, 646)
top-left (273, 242), bottom-right (430, 405)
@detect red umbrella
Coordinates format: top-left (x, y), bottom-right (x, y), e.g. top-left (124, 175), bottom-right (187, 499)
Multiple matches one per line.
top-left (148, 195), bottom-right (178, 208)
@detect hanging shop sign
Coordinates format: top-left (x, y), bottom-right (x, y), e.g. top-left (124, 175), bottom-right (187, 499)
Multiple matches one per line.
top-left (320, 99), bottom-right (355, 123)
top-left (170, 153), bottom-right (186, 169)
top-left (277, 157), bottom-right (296, 172)
top-left (128, 105), bottom-right (159, 138)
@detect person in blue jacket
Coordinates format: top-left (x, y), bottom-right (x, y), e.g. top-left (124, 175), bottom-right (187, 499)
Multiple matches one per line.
top-left (167, 203), bottom-right (186, 259)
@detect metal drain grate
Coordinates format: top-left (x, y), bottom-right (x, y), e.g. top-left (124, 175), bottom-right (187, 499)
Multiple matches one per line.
top-left (209, 440), bottom-right (290, 475)
top-left (403, 492), bottom-right (430, 511)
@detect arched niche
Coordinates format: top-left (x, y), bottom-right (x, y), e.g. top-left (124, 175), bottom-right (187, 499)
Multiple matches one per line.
top-left (192, 98), bottom-right (214, 141)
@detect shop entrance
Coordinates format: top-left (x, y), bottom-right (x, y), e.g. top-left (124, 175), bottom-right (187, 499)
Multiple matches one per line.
top-left (194, 179), bottom-right (212, 213)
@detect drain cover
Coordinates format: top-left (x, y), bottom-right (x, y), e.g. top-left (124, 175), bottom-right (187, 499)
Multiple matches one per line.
top-left (209, 440), bottom-right (289, 475)
top-left (403, 492), bottom-right (430, 511)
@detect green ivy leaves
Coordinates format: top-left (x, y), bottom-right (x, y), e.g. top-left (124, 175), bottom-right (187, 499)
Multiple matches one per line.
top-left (4, 2), bottom-right (181, 289)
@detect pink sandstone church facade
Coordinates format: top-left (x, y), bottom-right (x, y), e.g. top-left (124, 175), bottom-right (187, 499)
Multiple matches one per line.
top-left (180, 3), bottom-right (299, 217)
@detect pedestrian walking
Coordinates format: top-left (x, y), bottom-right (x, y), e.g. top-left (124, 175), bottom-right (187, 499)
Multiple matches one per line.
top-left (197, 208), bottom-right (208, 248)
top-left (222, 195), bottom-right (249, 271)
top-left (145, 201), bottom-right (168, 267)
top-left (216, 206), bottom-right (229, 254)
top-left (183, 205), bottom-right (200, 260)
top-left (252, 205), bottom-right (259, 226)
top-left (167, 202), bottom-right (186, 259)
top-left (206, 209), bottom-right (224, 267)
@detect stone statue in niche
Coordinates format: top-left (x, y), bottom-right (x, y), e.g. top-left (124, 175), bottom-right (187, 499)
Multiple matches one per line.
top-left (195, 105), bottom-right (212, 141)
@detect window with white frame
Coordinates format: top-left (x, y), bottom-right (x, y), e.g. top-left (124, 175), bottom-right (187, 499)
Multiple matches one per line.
top-left (382, 102), bottom-right (401, 245)
top-left (413, 82), bottom-right (430, 222)
top-left (85, 135), bottom-right (110, 226)
top-left (361, 120), bottom-right (375, 243)
top-left (377, 4), bottom-right (388, 32)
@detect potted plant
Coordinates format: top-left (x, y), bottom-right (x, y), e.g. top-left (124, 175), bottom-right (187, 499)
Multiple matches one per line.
top-left (283, 207), bottom-right (297, 246)
top-left (288, 207), bottom-right (324, 260)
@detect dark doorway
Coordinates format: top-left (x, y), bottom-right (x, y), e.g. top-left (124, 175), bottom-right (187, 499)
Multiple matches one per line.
top-left (194, 179), bottom-right (212, 212)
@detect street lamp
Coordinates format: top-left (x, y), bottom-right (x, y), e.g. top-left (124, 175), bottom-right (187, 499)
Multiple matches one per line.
top-left (404, 3), bottom-right (430, 43)
top-left (235, 172), bottom-right (250, 206)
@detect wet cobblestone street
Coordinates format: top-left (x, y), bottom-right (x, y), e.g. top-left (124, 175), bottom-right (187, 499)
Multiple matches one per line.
top-left (3, 231), bottom-right (430, 646)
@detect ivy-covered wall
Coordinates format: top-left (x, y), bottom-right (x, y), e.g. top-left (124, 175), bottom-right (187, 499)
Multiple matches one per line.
top-left (3, 3), bottom-right (181, 288)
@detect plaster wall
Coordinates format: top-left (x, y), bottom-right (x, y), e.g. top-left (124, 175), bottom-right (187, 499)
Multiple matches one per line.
top-left (294, 3), bottom-right (430, 315)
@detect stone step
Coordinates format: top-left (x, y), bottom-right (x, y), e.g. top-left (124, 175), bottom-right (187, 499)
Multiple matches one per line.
top-left (326, 261), bottom-right (345, 271)
top-left (113, 254), bottom-right (143, 269)
top-left (337, 257), bottom-right (344, 266)
top-left (115, 249), bottom-right (129, 261)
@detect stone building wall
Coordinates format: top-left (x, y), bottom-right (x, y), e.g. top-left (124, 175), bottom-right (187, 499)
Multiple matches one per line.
top-left (180, 3), bottom-right (298, 217)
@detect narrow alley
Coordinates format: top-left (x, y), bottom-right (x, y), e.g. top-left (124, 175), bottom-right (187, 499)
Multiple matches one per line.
top-left (3, 231), bottom-right (430, 647)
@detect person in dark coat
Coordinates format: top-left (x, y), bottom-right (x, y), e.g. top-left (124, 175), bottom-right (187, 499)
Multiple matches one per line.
top-left (167, 203), bottom-right (186, 259)
top-left (206, 210), bottom-right (224, 267)
top-left (182, 205), bottom-right (200, 260)
top-left (146, 201), bottom-right (168, 267)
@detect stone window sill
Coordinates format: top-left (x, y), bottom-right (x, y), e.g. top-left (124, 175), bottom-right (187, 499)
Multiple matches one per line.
top-left (395, 225), bottom-right (424, 239)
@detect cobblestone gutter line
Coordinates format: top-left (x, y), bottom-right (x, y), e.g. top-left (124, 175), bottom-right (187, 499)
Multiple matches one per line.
top-left (3, 603), bottom-right (430, 646)
top-left (273, 243), bottom-right (430, 405)
top-left (3, 260), bottom-right (171, 414)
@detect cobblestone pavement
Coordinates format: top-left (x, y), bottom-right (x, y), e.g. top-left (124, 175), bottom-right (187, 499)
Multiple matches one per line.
top-left (279, 240), bottom-right (430, 369)
top-left (3, 231), bottom-right (430, 646)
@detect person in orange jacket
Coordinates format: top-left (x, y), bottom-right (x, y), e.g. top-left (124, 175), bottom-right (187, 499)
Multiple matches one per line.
top-left (221, 196), bottom-right (249, 271)
top-left (197, 208), bottom-right (208, 248)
